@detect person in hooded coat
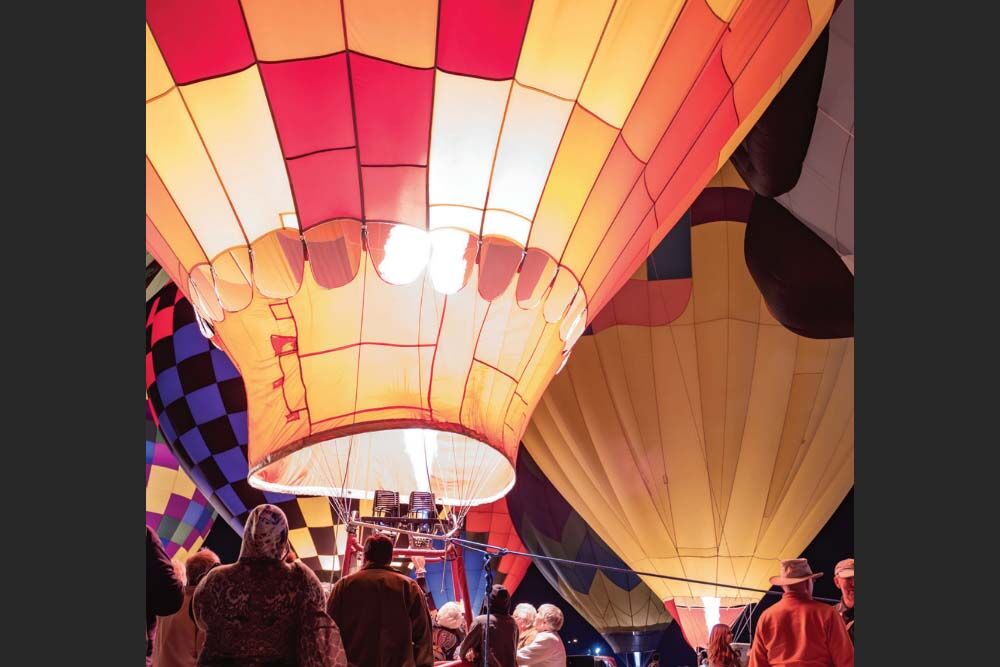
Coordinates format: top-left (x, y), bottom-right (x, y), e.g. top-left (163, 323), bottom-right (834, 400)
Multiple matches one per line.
top-left (193, 504), bottom-right (347, 667)
top-left (459, 585), bottom-right (519, 667)
top-left (326, 533), bottom-right (434, 667)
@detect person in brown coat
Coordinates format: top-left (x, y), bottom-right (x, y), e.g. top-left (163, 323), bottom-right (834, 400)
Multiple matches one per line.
top-left (147, 525), bottom-right (184, 666)
top-left (152, 549), bottom-right (220, 667)
top-left (327, 533), bottom-right (434, 667)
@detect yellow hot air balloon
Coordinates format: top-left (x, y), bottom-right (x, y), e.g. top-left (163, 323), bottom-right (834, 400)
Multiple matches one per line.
top-left (523, 163), bottom-right (853, 649)
top-left (145, 0), bottom-right (835, 514)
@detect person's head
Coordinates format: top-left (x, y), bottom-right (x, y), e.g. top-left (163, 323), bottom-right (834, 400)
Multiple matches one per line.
top-left (708, 624), bottom-right (740, 666)
top-left (480, 584), bottom-right (511, 615)
top-left (436, 601), bottom-right (466, 630)
top-left (185, 549), bottom-right (220, 587)
top-left (770, 558), bottom-right (821, 598)
top-left (833, 558), bottom-right (855, 609)
top-left (534, 603), bottom-right (564, 633)
top-left (363, 532), bottom-right (394, 566)
top-left (512, 603), bottom-right (537, 632)
top-left (239, 504), bottom-right (290, 560)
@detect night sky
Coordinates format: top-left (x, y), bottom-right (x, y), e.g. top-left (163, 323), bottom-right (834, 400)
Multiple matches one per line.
top-left (203, 488), bottom-right (853, 666)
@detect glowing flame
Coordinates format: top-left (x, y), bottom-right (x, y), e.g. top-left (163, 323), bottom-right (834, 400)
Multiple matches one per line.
top-left (429, 228), bottom-right (474, 294)
top-left (377, 225), bottom-right (431, 285)
top-left (404, 429), bottom-right (440, 492)
top-left (702, 596), bottom-right (721, 636)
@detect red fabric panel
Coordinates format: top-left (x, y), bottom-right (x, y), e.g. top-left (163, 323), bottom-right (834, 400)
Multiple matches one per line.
top-left (588, 278), bottom-right (692, 333)
top-left (436, 0), bottom-right (533, 79)
top-left (734, 0), bottom-right (811, 121)
top-left (665, 600), bottom-right (747, 650)
top-left (644, 40), bottom-right (731, 199)
top-left (723, 0), bottom-right (788, 81)
top-left (146, 0), bottom-right (255, 84)
top-left (654, 91), bottom-right (739, 224)
top-left (287, 149), bottom-right (362, 228)
top-left (351, 55), bottom-right (434, 166)
top-left (361, 166), bottom-right (428, 227)
top-left (260, 54), bottom-right (355, 159)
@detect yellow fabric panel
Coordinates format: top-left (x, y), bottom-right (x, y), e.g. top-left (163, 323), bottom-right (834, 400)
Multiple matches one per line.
top-left (523, 218), bottom-right (853, 606)
top-left (706, 0), bottom-right (743, 21)
top-left (214, 292), bottom-right (311, 461)
top-left (578, 0), bottom-right (685, 128)
top-left (481, 211), bottom-right (532, 247)
top-left (241, 0), bottom-right (345, 61)
top-left (516, 0), bottom-right (615, 99)
top-left (180, 68), bottom-right (293, 245)
top-left (428, 268), bottom-right (491, 425)
top-left (146, 25), bottom-right (173, 101)
top-left (343, 0), bottom-right (437, 68)
top-left (146, 89), bottom-right (245, 258)
top-left (145, 467), bottom-right (174, 514)
top-left (487, 84), bottom-right (574, 224)
top-left (294, 261), bottom-right (366, 355)
top-left (171, 468), bottom-right (197, 498)
top-left (146, 159), bottom-right (208, 273)
top-left (289, 527), bottom-right (319, 558)
top-left (529, 105), bottom-right (618, 257)
top-left (146, 217), bottom-right (186, 299)
top-left (298, 496), bottom-right (335, 528)
top-left (429, 73), bottom-right (512, 211)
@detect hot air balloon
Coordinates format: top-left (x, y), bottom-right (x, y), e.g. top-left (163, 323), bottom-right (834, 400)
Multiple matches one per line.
top-left (422, 499), bottom-right (531, 613)
top-left (147, 282), bottom-right (529, 598)
top-left (728, 0), bottom-right (854, 272)
top-left (146, 404), bottom-right (216, 564)
top-left (145, 0), bottom-right (836, 517)
top-left (523, 164), bottom-right (853, 650)
top-left (508, 448), bottom-right (672, 663)
top-left (147, 283), bottom-right (351, 578)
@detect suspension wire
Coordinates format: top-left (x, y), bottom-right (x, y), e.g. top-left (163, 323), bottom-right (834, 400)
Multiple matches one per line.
top-left (448, 536), bottom-right (841, 605)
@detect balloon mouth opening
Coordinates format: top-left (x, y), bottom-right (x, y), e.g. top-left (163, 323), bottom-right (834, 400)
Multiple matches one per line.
top-left (247, 421), bottom-right (515, 508)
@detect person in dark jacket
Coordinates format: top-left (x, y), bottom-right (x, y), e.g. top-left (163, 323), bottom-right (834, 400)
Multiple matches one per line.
top-left (147, 525), bottom-right (185, 666)
top-left (327, 533), bottom-right (434, 667)
top-left (459, 585), bottom-right (519, 667)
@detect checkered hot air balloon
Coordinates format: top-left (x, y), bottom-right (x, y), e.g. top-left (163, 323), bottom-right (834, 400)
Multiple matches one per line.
top-left (145, 0), bottom-right (836, 510)
top-left (146, 405), bottom-right (216, 564)
top-left (147, 283), bottom-right (351, 578)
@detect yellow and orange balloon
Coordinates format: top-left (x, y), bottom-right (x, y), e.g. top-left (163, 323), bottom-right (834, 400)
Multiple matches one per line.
top-left (523, 164), bottom-right (853, 648)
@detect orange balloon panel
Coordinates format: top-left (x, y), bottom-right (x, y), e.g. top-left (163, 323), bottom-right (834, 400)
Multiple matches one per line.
top-left (145, 1), bottom-right (833, 505)
top-left (524, 169), bottom-right (853, 614)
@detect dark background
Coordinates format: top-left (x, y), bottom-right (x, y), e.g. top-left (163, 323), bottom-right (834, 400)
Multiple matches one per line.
top-left (204, 488), bottom-right (853, 666)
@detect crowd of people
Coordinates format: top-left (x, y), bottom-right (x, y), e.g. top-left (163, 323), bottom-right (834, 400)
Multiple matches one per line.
top-left (147, 505), bottom-right (855, 667)
top-left (146, 504), bottom-right (572, 667)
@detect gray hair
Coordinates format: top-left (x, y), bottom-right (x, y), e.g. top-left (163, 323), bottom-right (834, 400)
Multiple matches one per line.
top-left (537, 603), bottom-right (564, 631)
top-left (513, 603), bottom-right (537, 624)
top-left (436, 601), bottom-right (465, 630)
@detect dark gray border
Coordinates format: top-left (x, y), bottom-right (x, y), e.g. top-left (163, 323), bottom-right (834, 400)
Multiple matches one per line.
top-left (5, 1), bottom-right (990, 662)
top-left (2, 3), bottom-right (140, 663)
top-left (856, 0), bottom-right (996, 661)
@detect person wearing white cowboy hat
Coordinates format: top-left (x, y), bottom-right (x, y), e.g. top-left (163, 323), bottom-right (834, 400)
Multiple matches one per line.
top-left (832, 559), bottom-right (855, 643)
top-left (748, 559), bottom-right (854, 667)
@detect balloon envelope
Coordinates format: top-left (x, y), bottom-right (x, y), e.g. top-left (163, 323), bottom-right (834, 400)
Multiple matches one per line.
top-left (146, 405), bottom-right (216, 564)
top-left (524, 164), bottom-right (853, 647)
top-left (145, 0), bottom-right (836, 505)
